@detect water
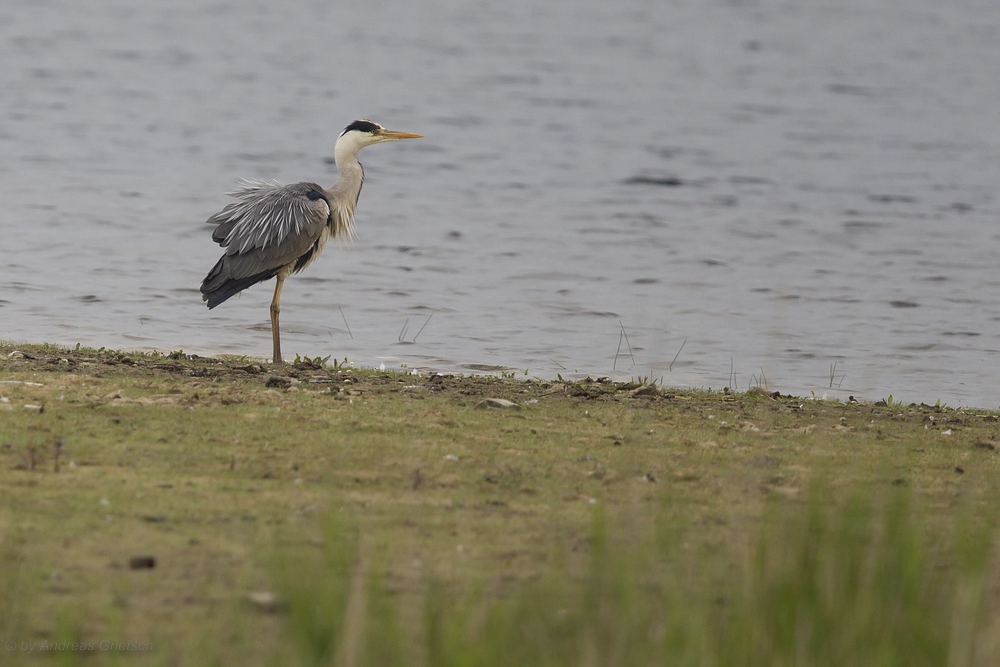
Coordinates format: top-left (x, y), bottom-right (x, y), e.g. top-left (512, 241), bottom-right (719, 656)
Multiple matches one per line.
top-left (2, 0), bottom-right (999, 407)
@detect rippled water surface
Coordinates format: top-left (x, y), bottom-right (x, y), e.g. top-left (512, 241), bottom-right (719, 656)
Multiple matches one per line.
top-left (2, 0), bottom-right (1000, 406)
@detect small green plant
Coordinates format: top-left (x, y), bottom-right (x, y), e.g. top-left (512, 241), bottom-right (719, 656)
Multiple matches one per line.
top-left (293, 354), bottom-right (332, 369)
top-left (629, 374), bottom-right (660, 387)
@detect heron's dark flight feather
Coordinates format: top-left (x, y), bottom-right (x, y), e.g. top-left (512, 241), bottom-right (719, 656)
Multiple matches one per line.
top-left (201, 257), bottom-right (279, 309)
top-left (293, 240), bottom-right (321, 273)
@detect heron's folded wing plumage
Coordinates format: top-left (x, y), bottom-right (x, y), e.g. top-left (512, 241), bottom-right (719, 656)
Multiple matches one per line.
top-left (206, 180), bottom-right (331, 279)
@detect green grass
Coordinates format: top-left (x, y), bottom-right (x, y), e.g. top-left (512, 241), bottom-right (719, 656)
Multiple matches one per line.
top-left (6, 487), bottom-right (995, 666)
top-left (263, 488), bottom-right (998, 667)
top-left (2, 343), bottom-right (1000, 665)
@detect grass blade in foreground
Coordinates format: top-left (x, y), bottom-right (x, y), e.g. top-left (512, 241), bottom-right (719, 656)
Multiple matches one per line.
top-left (271, 487), bottom-right (998, 667)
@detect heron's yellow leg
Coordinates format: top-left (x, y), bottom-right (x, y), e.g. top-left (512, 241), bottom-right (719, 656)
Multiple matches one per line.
top-left (270, 275), bottom-right (285, 364)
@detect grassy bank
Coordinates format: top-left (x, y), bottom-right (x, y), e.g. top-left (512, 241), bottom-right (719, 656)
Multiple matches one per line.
top-left (1, 343), bottom-right (999, 665)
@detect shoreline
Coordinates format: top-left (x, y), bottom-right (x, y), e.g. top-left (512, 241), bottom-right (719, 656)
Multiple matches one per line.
top-left (0, 340), bottom-right (988, 411)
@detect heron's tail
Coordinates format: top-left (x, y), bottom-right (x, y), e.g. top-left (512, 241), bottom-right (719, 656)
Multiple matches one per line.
top-left (200, 256), bottom-right (278, 309)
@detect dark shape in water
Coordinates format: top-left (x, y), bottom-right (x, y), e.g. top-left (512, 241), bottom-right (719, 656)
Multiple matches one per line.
top-left (624, 175), bottom-right (682, 186)
top-left (869, 194), bottom-right (917, 203)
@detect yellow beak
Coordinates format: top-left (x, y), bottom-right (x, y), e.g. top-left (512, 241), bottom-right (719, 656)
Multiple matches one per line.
top-left (381, 130), bottom-right (424, 140)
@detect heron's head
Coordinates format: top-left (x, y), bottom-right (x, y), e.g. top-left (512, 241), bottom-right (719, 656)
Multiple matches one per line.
top-left (338, 120), bottom-right (423, 149)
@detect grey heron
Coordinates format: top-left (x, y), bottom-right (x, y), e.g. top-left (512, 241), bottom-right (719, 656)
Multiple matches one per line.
top-left (200, 119), bottom-right (422, 364)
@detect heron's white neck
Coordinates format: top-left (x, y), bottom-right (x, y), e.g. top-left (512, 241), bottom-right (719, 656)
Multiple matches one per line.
top-left (332, 132), bottom-right (370, 176)
top-left (329, 133), bottom-right (368, 196)
top-left (326, 134), bottom-right (370, 238)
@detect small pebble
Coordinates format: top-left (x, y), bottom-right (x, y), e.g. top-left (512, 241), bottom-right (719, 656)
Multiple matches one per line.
top-left (475, 398), bottom-right (519, 410)
top-left (128, 556), bottom-right (156, 570)
top-left (246, 591), bottom-right (283, 614)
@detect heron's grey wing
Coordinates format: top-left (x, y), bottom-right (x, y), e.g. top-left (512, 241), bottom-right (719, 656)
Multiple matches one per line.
top-left (207, 180), bottom-right (331, 279)
top-left (201, 181), bottom-right (330, 306)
